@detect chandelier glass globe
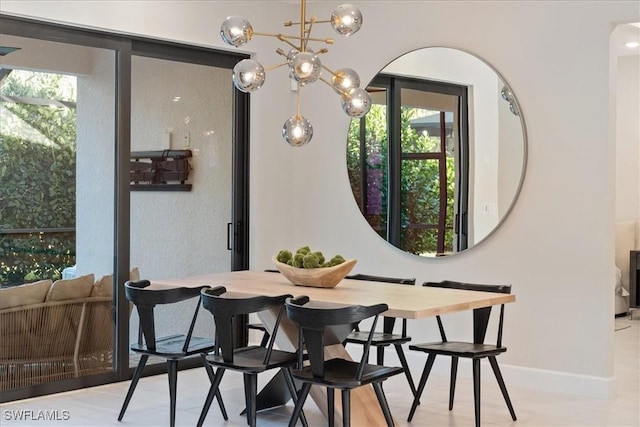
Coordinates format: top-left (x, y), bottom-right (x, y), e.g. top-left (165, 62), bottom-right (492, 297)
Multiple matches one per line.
top-left (221, 1), bottom-right (367, 146)
top-left (282, 115), bottom-right (313, 146)
top-left (501, 85), bottom-right (514, 102)
top-left (330, 68), bottom-right (360, 94)
top-left (220, 16), bottom-right (253, 47)
top-left (232, 59), bottom-right (266, 93)
top-left (330, 4), bottom-right (363, 36)
top-left (341, 87), bottom-right (371, 118)
top-left (289, 52), bottom-right (322, 85)
top-left (286, 48), bottom-right (300, 61)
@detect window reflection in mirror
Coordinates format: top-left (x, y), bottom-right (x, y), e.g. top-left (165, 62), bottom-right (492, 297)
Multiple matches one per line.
top-left (346, 48), bottom-right (526, 257)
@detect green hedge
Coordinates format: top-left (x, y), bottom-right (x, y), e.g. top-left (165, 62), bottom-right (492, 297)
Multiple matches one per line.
top-left (347, 105), bottom-right (455, 255)
top-left (1, 101), bottom-right (76, 287)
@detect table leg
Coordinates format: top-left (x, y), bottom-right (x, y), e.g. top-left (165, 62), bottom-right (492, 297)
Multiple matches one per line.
top-left (242, 370), bottom-right (292, 413)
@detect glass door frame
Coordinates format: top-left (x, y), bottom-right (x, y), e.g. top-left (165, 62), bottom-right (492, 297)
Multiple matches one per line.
top-left (0, 14), bottom-right (250, 402)
top-left (372, 73), bottom-right (469, 253)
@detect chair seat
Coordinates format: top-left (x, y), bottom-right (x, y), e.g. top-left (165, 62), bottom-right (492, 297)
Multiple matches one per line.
top-left (344, 330), bottom-right (411, 346)
top-left (205, 345), bottom-right (297, 374)
top-left (409, 341), bottom-right (507, 358)
top-left (292, 358), bottom-right (403, 389)
top-left (131, 334), bottom-right (215, 358)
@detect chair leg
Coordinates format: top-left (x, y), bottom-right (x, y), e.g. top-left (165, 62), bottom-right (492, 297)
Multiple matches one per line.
top-left (488, 356), bottom-right (517, 421)
top-left (449, 356), bottom-right (459, 410)
top-left (244, 373), bottom-right (258, 427)
top-left (327, 387), bottom-right (335, 427)
top-left (118, 354), bottom-right (148, 421)
top-left (282, 368), bottom-right (309, 427)
top-left (167, 359), bottom-right (178, 427)
top-left (341, 389), bottom-right (351, 427)
top-left (372, 382), bottom-right (395, 427)
top-left (196, 368), bottom-right (225, 427)
top-left (288, 383), bottom-right (312, 427)
top-left (376, 346), bottom-right (385, 365)
top-left (200, 354), bottom-right (228, 420)
top-left (394, 344), bottom-right (418, 399)
top-left (407, 353), bottom-right (436, 422)
top-left (472, 358), bottom-right (481, 427)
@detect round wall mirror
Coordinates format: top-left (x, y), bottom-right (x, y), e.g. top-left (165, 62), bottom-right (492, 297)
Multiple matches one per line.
top-left (346, 47), bottom-right (527, 257)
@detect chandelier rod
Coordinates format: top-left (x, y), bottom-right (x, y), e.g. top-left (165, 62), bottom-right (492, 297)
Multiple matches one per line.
top-left (285, 19), bottom-right (332, 27)
top-left (300, 0), bottom-right (306, 45)
top-left (252, 32), bottom-right (334, 45)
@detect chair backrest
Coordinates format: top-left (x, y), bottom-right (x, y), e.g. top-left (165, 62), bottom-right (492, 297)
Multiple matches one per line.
top-left (422, 280), bottom-right (512, 346)
top-left (346, 274), bottom-right (416, 335)
top-left (200, 286), bottom-right (292, 364)
top-left (125, 279), bottom-right (208, 352)
top-left (285, 296), bottom-right (388, 379)
top-left (345, 274), bottom-right (416, 285)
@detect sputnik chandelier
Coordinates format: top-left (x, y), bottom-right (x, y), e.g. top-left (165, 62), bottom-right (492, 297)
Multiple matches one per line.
top-left (220, 1), bottom-right (371, 147)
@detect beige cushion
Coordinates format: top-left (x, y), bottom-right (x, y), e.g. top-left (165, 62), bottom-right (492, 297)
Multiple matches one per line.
top-left (0, 279), bottom-right (52, 309)
top-left (46, 274), bottom-right (95, 302)
top-left (91, 274), bottom-right (113, 297)
top-left (90, 268), bottom-right (141, 298)
top-left (615, 221), bottom-right (636, 291)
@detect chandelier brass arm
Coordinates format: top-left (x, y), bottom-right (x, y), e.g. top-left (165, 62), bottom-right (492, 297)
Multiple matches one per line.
top-left (220, 1), bottom-right (370, 147)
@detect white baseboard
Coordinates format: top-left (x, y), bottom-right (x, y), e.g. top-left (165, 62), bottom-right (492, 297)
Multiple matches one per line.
top-left (348, 347), bottom-right (616, 399)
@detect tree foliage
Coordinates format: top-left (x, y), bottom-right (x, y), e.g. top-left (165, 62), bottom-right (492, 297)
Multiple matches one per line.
top-left (0, 71), bottom-right (77, 287)
top-left (347, 105), bottom-right (455, 256)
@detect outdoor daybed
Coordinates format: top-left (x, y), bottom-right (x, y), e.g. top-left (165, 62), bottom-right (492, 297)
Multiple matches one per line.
top-left (0, 272), bottom-right (134, 390)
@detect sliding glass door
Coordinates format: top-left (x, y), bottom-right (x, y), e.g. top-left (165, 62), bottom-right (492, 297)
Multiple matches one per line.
top-left (128, 53), bottom-right (235, 369)
top-left (0, 33), bottom-right (117, 391)
top-left (0, 15), bottom-right (249, 402)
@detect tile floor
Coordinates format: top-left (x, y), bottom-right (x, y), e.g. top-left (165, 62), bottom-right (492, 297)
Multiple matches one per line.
top-left (1, 316), bottom-right (638, 427)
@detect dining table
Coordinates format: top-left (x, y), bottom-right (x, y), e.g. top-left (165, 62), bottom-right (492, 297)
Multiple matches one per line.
top-left (150, 269), bottom-right (515, 426)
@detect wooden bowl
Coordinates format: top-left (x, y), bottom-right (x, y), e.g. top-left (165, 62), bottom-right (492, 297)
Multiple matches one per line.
top-left (271, 256), bottom-right (357, 288)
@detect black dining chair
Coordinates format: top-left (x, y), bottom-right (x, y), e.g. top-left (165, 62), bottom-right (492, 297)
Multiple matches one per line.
top-left (407, 280), bottom-right (517, 427)
top-left (342, 274), bottom-right (418, 398)
top-left (285, 296), bottom-right (404, 427)
top-left (197, 286), bottom-right (308, 427)
top-left (243, 269), bottom-right (281, 348)
top-left (118, 280), bottom-right (227, 427)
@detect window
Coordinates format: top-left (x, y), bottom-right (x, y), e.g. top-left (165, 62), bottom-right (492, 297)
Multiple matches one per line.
top-left (347, 75), bottom-right (469, 256)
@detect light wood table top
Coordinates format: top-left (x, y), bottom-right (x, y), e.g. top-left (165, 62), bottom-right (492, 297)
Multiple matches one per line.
top-left (150, 270), bottom-right (515, 426)
top-left (151, 270), bottom-right (515, 319)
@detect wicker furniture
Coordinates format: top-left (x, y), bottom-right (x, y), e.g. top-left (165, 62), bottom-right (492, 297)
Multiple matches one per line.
top-left (0, 270), bottom-right (138, 390)
top-left (0, 278), bottom-right (113, 390)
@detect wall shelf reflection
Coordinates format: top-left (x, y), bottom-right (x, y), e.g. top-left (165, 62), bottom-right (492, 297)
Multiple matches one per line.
top-left (130, 149), bottom-right (192, 192)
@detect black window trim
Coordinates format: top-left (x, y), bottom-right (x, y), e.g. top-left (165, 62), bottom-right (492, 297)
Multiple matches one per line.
top-left (358, 73), bottom-right (469, 254)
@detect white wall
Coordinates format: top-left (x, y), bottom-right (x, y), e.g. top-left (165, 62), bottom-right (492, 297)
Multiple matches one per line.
top-left (3, 0), bottom-right (638, 398)
top-left (615, 55), bottom-right (640, 223)
top-left (76, 48), bottom-right (116, 278)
